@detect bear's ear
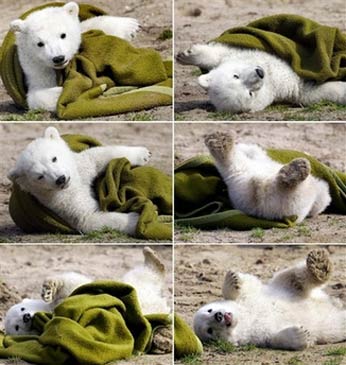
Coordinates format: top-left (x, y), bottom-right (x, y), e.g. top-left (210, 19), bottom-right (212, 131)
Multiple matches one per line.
top-left (10, 19), bottom-right (26, 33)
top-left (8, 167), bottom-right (22, 182)
top-left (198, 74), bottom-right (211, 90)
top-left (44, 127), bottom-right (60, 140)
top-left (63, 2), bottom-right (79, 18)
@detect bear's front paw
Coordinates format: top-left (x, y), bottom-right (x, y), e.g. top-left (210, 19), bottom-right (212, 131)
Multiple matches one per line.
top-left (176, 44), bottom-right (204, 65)
top-left (41, 278), bottom-right (63, 302)
top-left (131, 147), bottom-right (152, 166)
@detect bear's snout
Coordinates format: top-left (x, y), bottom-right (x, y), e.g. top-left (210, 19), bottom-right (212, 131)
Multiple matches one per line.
top-left (52, 55), bottom-right (65, 65)
top-left (214, 311), bottom-right (223, 322)
top-left (255, 67), bottom-right (265, 79)
top-left (23, 313), bottom-right (31, 323)
top-left (56, 175), bottom-right (66, 186)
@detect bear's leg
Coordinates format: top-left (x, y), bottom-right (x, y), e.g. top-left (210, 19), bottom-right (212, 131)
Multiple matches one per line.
top-left (27, 87), bottom-right (63, 112)
top-left (300, 81), bottom-right (346, 105)
top-left (143, 246), bottom-right (166, 277)
top-left (268, 326), bottom-right (312, 350)
top-left (223, 272), bottom-right (262, 300)
top-left (276, 158), bottom-right (311, 189)
top-left (176, 43), bottom-right (229, 70)
top-left (268, 249), bottom-right (332, 297)
top-left (41, 278), bottom-right (64, 303)
top-left (204, 131), bottom-right (235, 166)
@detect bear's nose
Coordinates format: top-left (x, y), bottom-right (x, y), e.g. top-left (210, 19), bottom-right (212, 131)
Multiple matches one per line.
top-left (52, 55), bottom-right (65, 64)
top-left (23, 313), bottom-right (31, 323)
top-left (214, 312), bottom-right (223, 322)
top-left (255, 67), bottom-right (265, 79)
top-left (56, 175), bottom-right (66, 186)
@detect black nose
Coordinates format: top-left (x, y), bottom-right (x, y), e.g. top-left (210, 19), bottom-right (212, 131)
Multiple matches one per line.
top-left (214, 312), bottom-right (223, 322)
top-left (56, 175), bottom-right (66, 186)
top-left (23, 313), bottom-right (31, 323)
top-left (255, 67), bottom-right (264, 79)
top-left (52, 55), bottom-right (65, 64)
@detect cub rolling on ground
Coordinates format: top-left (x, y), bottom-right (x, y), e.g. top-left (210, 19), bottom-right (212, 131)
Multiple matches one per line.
top-left (5, 247), bottom-right (170, 336)
top-left (193, 249), bottom-right (346, 350)
top-left (177, 43), bottom-right (346, 113)
top-left (8, 126), bottom-right (152, 235)
top-left (10, 1), bottom-right (139, 112)
top-left (204, 131), bottom-right (331, 223)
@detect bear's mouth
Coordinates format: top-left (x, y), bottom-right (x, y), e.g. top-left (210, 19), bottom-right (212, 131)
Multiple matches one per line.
top-left (53, 60), bottom-right (70, 70)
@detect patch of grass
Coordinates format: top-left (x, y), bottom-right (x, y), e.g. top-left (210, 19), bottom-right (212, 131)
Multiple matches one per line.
top-left (297, 224), bottom-right (312, 237)
top-left (323, 359), bottom-right (342, 365)
top-left (2, 109), bottom-right (48, 121)
top-left (130, 113), bottom-right (154, 121)
top-left (325, 347), bottom-right (346, 356)
top-left (191, 69), bottom-right (202, 77)
top-left (157, 29), bottom-right (172, 41)
top-left (207, 111), bottom-right (239, 121)
top-left (288, 356), bottom-right (305, 365)
top-left (250, 227), bottom-right (265, 240)
top-left (176, 224), bottom-right (200, 242)
top-left (303, 101), bottom-right (346, 113)
top-left (82, 227), bottom-right (132, 241)
top-left (180, 353), bottom-right (202, 365)
top-left (278, 232), bottom-right (295, 242)
top-left (208, 339), bottom-right (237, 353)
top-left (175, 113), bottom-right (187, 121)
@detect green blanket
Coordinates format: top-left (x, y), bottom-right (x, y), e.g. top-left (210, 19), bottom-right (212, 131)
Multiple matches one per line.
top-left (0, 281), bottom-right (172, 364)
top-left (175, 151), bottom-right (346, 230)
top-left (9, 134), bottom-right (172, 240)
top-left (213, 14), bottom-right (346, 83)
top-left (0, 2), bottom-right (172, 118)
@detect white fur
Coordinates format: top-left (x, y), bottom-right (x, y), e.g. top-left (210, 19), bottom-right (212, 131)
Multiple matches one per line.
top-left (177, 43), bottom-right (346, 112)
top-left (193, 254), bottom-right (346, 350)
top-left (10, 2), bottom-right (139, 112)
top-left (5, 299), bottom-right (51, 335)
top-left (8, 126), bottom-right (152, 235)
top-left (206, 135), bottom-right (331, 223)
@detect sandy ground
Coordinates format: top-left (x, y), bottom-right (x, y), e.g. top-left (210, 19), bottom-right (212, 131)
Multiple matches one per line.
top-left (174, 245), bottom-right (346, 365)
top-left (0, 0), bottom-right (172, 121)
top-left (174, 0), bottom-right (346, 121)
top-left (0, 244), bottom-right (172, 365)
top-left (174, 123), bottom-right (346, 243)
top-left (0, 123), bottom-right (172, 243)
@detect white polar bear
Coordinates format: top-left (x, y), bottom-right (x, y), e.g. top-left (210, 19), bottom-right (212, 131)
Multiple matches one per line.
top-left (177, 43), bottom-right (346, 113)
top-left (4, 247), bottom-right (170, 336)
top-left (8, 126), bottom-right (152, 235)
top-left (193, 249), bottom-right (346, 350)
top-left (204, 131), bottom-right (331, 223)
top-left (10, 2), bottom-right (139, 112)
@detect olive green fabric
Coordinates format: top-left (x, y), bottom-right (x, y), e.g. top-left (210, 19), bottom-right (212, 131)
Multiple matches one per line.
top-left (0, 3), bottom-right (172, 117)
top-left (213, 14), bottom-right (346, 83)
top-left (9, 134), bottom-right (172, 240)
top-left (0, 281), bottom-right (172, 365)
top-left (175, 152), bottom-right (346, 230)
top-left (174, 314), bottom-right (203, 359)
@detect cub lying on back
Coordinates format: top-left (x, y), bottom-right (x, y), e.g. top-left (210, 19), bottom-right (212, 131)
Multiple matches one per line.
top-left (204, 131), bottom-right (331, 222)
top-left (10, 1), bottom-right (139, 111)
top-left (194, 249), bottom-right (346, 350)
top-left (177, 43), bottom-right (346, 113)
top-left (8, 127), bottom-right (152, 235)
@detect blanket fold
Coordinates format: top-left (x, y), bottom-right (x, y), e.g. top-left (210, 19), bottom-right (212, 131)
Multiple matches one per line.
top-left (213, 14), bottom-right (346, 82)
top-left (0, 2), bottom-right (172, 117)
top-left (9, 134), bottom-right (172, 240)
top-left (175, 152), bottom-right (346, 230)
top-left (0, 281), bottom-right (172, 365)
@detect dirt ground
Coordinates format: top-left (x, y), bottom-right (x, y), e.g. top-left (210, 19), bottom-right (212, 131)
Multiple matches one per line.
top-left (0, 0), bottom-right (172, 121)
top-left (0, 244), bottom-right (172, 365)
top-left (174, 123), bottom-right (346, 243)
top-left (0, 123), bottom-right (172, 243)
top-left (174, 0), bottom-right (346, 121)
top-left (174, 245), bottom-right (346, 365)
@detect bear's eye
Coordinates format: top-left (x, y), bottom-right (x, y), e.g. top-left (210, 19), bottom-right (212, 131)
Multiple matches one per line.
top-left (52, 157), bottom-right (57, 163)
top-left (60, 33), bottom-right (66, 39)
top-left (233, 74), bottom-right (239, 79)
top-left (21, 307), bottom-right (25, 311)
top-left (207, 309), bottom-right (212, 313)
top-left (207, 328), bottom-right (213, 335)
top-left (37, 41), bottom-right (44, 47)
top-left (38, 175), bottom-right (44, 180)
top-left (15, 325), bottom-right (19, 331)
top-left (249, 91), bottom-right (253, 97)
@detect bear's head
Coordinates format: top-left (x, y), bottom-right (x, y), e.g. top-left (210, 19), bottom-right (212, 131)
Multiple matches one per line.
top-left (198, 61), bottom-right (272, 113)
top-left (10, 2), bottom-right (81, 70)
top-left (193, 301), bottom-right (238, 342)
top-left (8, 127), bottom-right (78, 195)
top-left (5, 298), bottom-right (51, 335)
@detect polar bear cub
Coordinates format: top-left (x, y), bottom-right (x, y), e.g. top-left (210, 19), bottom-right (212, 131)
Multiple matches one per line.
top-left (204, 131), bottom-right (331, 222)
top-left (10, 2), bottom-right (139, 111)
top-left (194, 249), bottom-right (346, 350)
top-left (177, 43), bottom-right (346, 112)
top-left (8, 126), bottom-right (152, 235)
